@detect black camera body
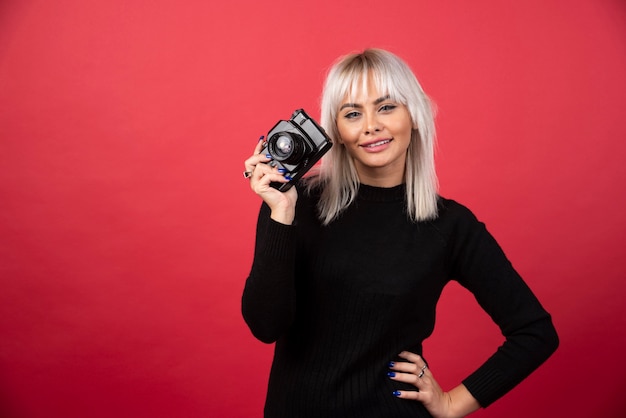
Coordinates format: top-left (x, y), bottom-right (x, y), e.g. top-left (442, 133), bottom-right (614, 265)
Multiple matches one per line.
top-left (262, 109), bottom-right (333, 191)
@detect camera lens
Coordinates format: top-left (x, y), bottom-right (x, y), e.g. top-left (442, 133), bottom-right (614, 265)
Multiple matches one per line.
top-left (268, 132), bottom-right (307, 164)
top-left (275, 136), bottom-right (293, 156)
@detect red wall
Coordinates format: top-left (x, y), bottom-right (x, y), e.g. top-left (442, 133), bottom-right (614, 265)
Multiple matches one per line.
top-left (1, 1), bottom-right (625, 417)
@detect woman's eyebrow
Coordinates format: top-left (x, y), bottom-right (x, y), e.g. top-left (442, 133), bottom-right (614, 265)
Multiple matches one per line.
top-left (373, 95), bottom-right (391, 105)
top-left (339, 95), bottom-right (391, 111)
top-left (339, 102), bottom-right (360, 111)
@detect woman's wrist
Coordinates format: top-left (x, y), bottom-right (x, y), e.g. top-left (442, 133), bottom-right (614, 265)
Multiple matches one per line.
top-left (446, 385), bottom-right (480, 418)
top-left (270, 206), bottom-right (295, 225)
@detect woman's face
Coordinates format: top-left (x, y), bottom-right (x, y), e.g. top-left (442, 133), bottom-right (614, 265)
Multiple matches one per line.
top-left (336, 75), bottom-right (414, 187)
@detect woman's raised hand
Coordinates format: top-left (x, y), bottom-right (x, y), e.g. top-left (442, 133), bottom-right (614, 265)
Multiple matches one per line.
top-left (243, 136), bottom-right (298, 225)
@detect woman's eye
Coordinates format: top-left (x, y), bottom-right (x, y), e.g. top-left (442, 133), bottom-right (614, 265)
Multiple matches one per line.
top-left (379, 104), bottom-right (397, 112)
top-left (344, 111), bottom-right (360, 119)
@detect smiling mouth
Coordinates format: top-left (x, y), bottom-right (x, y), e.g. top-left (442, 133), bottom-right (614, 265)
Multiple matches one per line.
top-left (362, 139), bottom-right (391, 148)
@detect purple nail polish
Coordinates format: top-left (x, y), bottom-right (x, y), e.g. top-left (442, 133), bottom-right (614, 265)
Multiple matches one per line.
top-left (393, 391), bottom-right (401, 397)
top-left (259, 135), bottom-right (265, 141)
top-left (284, 176), bottom-right (293, 181)
top-left (265, 154), bottom-right (272, 159)
top-left (388, 361), bottom-right (395, 368)
top-left (387, 371), bottom-right (395, 377)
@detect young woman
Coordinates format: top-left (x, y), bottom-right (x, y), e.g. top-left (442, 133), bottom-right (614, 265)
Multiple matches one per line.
top-left (242, 48), bottom-right (558, 418)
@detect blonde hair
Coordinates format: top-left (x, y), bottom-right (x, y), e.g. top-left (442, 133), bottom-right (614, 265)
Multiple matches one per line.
top-left (309, 48), bottom-right (439, 225)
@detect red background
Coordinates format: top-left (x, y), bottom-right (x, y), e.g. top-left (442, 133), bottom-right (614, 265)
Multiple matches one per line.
top-left (1, 1), bottom-right (625, 417)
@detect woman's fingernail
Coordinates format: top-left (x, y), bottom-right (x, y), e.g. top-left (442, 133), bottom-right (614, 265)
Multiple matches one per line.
top-left (278, 168), bottom-right (287, 173)
top-left (393, 391), bottom-right (401, 397)
top-left (284, 175), bottom-right (293, 181)
top-left (265, 154), bottom-right (272, 159)
top-left (387, 371), bottom-right (396, 377)
top-left (258, 135), bottom-right (265, 141)
top-left (388, 361), bottom-right (395, 368)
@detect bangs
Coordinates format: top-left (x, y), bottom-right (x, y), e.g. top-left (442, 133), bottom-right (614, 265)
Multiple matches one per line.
top-left (330, 56), bottom-right (408, 116)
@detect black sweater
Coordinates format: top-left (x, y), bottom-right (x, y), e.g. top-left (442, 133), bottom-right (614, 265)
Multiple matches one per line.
top-left (242, 183), bottom-right (558, 418)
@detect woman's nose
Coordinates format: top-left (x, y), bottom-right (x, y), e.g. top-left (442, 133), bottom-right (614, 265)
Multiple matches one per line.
top-left (364, 113), bottom-right (381, 134)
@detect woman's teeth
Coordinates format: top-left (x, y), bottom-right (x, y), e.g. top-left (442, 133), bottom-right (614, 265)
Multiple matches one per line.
top-left (365, 139), bottom-right (390, 148)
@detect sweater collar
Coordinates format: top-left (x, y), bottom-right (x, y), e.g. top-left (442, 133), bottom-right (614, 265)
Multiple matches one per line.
top-left (357, 183), bottom-right (406, 202)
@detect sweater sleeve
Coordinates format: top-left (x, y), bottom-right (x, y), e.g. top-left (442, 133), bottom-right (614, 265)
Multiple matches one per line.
top-left (241, 202), bottom-right (298, 343)
top-left (445, 202), bottom-right (559, 407)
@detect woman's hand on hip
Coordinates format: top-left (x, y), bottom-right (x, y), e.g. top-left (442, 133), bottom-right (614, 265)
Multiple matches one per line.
top-left (388, 351), bottom-right (480, 418)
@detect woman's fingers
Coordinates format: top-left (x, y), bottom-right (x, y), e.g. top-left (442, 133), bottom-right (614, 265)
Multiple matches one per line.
top-left (388, 365), bottom-right (428, 388)
top-left (251, 164), bottom-right (289, 191)
top-left (243, 134), bottom-right (297, 224)
top-left (388, 351), bottom-right (455, 417)
top-left (388, 351), bottom-right (432, 396)
top-left (398, 351), bottom-right (427, 367)
top-left (393, 352), bottom-right (429, 377)
top-left (243, 135), bottom-right (287, 189)
top-left (244, 136), bottom-right (270, 176)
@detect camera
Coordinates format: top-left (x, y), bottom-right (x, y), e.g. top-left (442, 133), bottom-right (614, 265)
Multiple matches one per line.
top-left (261, 109), bottom-right (333, 191)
